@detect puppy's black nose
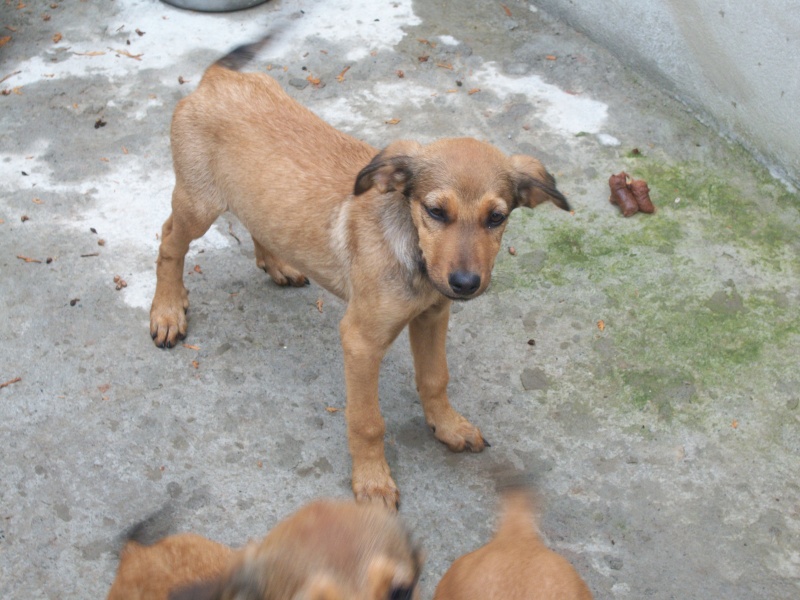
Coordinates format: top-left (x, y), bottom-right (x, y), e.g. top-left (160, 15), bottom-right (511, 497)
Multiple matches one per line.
top-left (449, 271), bottom-right (481, 296)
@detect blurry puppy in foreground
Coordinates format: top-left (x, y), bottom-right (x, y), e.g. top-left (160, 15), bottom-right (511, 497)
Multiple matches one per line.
top-left (433, 488), bottom-right (592, 600)
top-left (107, 500), bottom-right (422, 600)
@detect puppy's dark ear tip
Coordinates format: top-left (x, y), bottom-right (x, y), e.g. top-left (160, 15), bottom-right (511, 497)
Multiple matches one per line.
top-left (353, 181), bottom-right (369, 196)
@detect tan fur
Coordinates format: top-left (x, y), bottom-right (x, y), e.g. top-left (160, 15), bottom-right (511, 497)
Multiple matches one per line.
top-left (107, 500), bottom-right (422, 600)
top-left (433, 490), bottom-right (592, 600)
top-left (149, 43), bottom-right (569, 508)
top-left (106, 534), bottom-right (233, 600)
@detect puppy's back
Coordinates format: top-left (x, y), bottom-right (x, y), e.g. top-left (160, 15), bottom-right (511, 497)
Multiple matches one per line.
top-left (434, 490), bottom-right (592, 600)
top-left (107, 532), bottom-right (233, 600)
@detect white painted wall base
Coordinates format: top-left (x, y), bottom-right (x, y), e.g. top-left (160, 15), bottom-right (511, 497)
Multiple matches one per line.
top-left (532, 0), bottom-right (800, 189)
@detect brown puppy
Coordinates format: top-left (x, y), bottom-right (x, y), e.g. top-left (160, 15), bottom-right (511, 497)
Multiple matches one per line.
top-left (149, 36), bottom-right (570, 508)
top-left (107, 500), bottom-right (422, 600)
top-left (107, 532), bottom-right (233, 600)
top-left (433, 490), bottom-right (592, 600)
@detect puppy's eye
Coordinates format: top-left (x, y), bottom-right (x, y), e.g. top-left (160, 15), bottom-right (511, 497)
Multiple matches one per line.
top-left (389, 585), bottom-right (414, 600)
top-left (425, 206), bottom-right (447, 222)
top-left (487, 211), bottom-right (507, 227)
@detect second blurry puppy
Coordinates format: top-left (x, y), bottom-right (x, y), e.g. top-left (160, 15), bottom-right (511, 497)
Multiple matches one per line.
top-left (107, 500), bottom-right (422, 600)
top-left (433, 489), bottom-right (592, 600)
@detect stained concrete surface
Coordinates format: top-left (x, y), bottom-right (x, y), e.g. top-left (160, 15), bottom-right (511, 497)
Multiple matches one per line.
top-left (1, 1), bottom-right (799, 598)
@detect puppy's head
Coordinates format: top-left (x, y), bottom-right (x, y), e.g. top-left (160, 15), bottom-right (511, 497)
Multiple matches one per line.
top-left (173, 500), bottom-right (422, 600)
top-left (354, 138), bottom-right (569, 300)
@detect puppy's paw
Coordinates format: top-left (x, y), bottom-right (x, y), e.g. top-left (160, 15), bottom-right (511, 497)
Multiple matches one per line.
top-left (429, 412), bottom-right (487, 453)
top-left (256, 255), bottom-right (308, 287)
top-left (352, 464), bottom-right (399, 511)
top-left (275, 267), bottom-right (308, 288)
top-left (149, 288), bottom-right (189, 349)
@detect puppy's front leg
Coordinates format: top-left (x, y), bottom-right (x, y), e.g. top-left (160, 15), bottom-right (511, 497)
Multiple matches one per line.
top-left (409, 300), bottom-right (487, 452)
top-left (340, 306), bottom-right (404, 510)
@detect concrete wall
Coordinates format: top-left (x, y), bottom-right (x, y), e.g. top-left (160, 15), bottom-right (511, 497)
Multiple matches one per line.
top-left (532, 0), bottom-right (800, 188)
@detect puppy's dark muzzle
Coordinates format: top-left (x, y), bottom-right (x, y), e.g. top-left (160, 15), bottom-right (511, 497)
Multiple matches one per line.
top-left (448, 271), bottom-right (481, 298)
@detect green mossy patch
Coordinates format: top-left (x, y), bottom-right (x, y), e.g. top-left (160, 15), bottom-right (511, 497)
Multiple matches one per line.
top-left (631, 161), bottom-right (799, 259)
top-left (498, 155), bottom-right (800, 415)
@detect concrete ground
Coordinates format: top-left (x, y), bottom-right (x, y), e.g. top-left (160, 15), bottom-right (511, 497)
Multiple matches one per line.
top-left (1, 0), bottom-right (798, 598)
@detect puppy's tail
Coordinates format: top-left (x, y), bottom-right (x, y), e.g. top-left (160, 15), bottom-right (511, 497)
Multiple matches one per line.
top-left (214, 35), bottom-right (274, 72)
top-left (490, 473), bottom-right (541, 538)
top-left (498, 488), bottom-right (539, 535)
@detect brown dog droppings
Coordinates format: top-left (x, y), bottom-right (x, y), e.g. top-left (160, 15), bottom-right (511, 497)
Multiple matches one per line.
top-left (608, 172), bottom-right (638, 217)
top-left (21, 215), bottom-right (29, 222)
top-left (70, 298), bottom-right (79, 306)
top-left (94, 118), bottom-right (106, 129)
top-left (527, 339), bottom-right (536, 346)
top-left (114, 275), bottom-right (128, 290)
top-left (629, 178), bottom-right (655, 213)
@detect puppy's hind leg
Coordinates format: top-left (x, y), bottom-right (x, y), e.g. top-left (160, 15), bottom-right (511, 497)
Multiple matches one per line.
top-left (254, 238), bottom-right (307, 287)
top-left (150, 182), bottom-right (223, 348)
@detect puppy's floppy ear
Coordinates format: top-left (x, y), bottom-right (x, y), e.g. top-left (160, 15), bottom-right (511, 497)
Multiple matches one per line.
top-left (354, 140), bottom-right (422, 196)
top-left (509, 155), bottom-right (571, 211)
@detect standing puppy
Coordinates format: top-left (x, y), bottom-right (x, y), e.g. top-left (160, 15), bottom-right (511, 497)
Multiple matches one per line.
top-left (149, 36), bottom-right (570, 508)
top-left (107, 500), bottom-right (422, 600)
top-left (433, 489), bottom-right (592, 600)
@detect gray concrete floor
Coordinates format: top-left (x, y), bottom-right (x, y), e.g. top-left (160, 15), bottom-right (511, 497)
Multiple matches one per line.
top-left (1, 1), bottom-right (799, 598)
